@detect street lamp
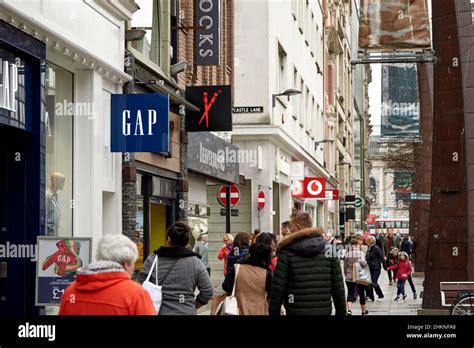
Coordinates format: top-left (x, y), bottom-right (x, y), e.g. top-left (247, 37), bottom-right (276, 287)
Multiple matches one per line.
top-left (272, 88), bottom-right (302, 108)
top-left (314, 139), bottom-right (334, 150)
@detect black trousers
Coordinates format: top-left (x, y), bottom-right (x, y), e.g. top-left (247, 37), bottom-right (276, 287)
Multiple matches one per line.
top-left (346, 281), bottom-right (367, 305)
top-left (407, 274), bottom-right (416, 294)
top-left (366, 268), bottom-right (384, 300)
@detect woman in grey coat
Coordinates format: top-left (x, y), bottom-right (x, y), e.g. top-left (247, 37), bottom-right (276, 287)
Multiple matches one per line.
top-left (138, 222), bottom-right (213, 315)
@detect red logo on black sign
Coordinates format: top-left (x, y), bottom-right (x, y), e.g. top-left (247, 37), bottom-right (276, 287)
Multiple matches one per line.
top-left (199, 90), bottom-right (222, 128)
top-left (186, 85), bottom-right (232, 132)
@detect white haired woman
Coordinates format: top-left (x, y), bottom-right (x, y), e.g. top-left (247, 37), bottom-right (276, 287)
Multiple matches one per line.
top-left (59, 234), bottom-right (156, 315)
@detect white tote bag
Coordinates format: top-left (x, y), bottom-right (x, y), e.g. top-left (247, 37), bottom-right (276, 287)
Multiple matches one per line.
top-left (142, 255), bottom-right (162, 314)
top-left (216, 264), bottom-right (240, 315)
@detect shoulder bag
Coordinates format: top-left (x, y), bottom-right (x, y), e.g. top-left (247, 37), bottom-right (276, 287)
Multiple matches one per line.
top-left (216, 264), bottom-right (240, 315)
top-left (142, 255), bottom-right (162, 314)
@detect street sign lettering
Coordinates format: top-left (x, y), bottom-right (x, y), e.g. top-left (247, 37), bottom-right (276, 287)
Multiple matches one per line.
top-left (232, 106), bottom-right (264, 113)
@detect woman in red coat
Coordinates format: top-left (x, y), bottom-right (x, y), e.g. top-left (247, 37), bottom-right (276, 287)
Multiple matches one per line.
top-left (388, 251), bottom-right (412, 303)
top-left (217, 234), bottom-right (234, 275)
top-left (59, 234), bottom-right (156, 315)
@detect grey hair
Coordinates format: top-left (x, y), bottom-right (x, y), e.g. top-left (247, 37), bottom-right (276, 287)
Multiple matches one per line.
top-left (96, 234), bottom-right (138, 265)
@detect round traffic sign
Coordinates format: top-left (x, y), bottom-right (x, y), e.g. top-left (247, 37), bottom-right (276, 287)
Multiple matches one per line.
top-left (218, 184), bottom-right (241, 207)
top-left (257, 191), bottom-right (266, 210)
top-left (354, 196), bottom-right (364, 208)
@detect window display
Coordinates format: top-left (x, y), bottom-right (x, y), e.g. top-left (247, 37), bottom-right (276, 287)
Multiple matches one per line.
top-left (45, 63), bottom-right (73, 237)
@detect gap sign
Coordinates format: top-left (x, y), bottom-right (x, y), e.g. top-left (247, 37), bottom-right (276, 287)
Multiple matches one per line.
top-left (111, 93), bottom-right (169, 153)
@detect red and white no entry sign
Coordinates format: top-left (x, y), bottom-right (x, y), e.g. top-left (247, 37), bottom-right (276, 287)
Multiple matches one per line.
top-left (257, 191), bottom-right (266, 210)
top-left (218, 184), bottom-right (241, 207)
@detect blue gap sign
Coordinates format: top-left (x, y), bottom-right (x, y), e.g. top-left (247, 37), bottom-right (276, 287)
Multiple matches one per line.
top-left (111, 93), bottom-right (169, 153)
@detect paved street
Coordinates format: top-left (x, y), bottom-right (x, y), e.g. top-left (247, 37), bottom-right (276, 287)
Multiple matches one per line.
top-left (199, 264), bottom-right (424, 316)
top-left (347, 270), bottom-right (424, 316)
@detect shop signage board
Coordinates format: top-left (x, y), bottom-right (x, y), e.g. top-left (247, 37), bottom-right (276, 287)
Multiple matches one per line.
top-left (0, 58), bottom-right (19, 113)
top-left (186, 85), bottom-right (232, 132)
top-left (292, 177), bottom-right (326, 199)
top-left (36, 237), bottom-right (92, 306)
top-left (110, 93), bottom-right (170, 152)
top-left (291, 162), bottom-right (305, 180)
top-left (367, 215), bottom-right (377, 225)
top-left (187, 132), bottom-right (240, 183)
top-left (195, 0), bottom-right (220, 65)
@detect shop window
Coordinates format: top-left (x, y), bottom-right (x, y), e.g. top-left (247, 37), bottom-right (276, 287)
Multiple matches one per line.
top-left (131, 0), bottom-right (162, 66)
top-left (45, 63), bottom-right (73, 237)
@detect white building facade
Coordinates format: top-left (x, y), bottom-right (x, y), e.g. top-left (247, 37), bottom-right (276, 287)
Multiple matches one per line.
top-left (233, 0), bottom-right (329, 234)
top-left (0, 0), bottom-right (133, 314)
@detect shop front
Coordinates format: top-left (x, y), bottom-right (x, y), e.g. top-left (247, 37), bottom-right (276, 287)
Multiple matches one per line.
top-left (187, 133), bottom-right (244, 283)
top-left (135, 169), bottom-right (178, 267)
top-left (0, 20), bottom-right (45, 315)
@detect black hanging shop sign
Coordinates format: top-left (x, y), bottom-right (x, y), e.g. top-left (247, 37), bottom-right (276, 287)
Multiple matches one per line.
top-left (185, 85), bottom-right (232, 132)
top-left (195, 0), bottom-right (220, 65)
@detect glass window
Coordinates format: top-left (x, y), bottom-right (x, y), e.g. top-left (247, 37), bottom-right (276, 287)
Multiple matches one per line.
top-left (131, 0), bottom-right (161, 65)
top-left (45, 63), bottom-right (73, 237)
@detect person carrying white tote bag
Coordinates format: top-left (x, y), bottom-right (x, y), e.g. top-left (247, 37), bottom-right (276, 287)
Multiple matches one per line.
top-left (142, 255), bottom-right (162, 314)
top-left (216, 264), bottom-right (240, 315)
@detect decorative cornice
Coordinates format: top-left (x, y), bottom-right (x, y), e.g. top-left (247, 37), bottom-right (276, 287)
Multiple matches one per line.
top-left (95, 0), bottom-right (139, 21)
top-left (0, 4), bottom-right (132, 85)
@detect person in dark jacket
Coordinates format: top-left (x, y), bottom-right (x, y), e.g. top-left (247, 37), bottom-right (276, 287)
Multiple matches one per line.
top-left (365, 236), bottom-right (386, 301)
top-left (385, 229), bottom-right (401, 285)
top-left (400, 236), bottom-right (412, 256)
top-left (222, 233), bottom-right (273, 315)
top-left (269, 211), bottom-right (346, 316)
top-left (138, 222), bottom-right (213, 315)
top-left (226, 232), bottom-right (252, 275)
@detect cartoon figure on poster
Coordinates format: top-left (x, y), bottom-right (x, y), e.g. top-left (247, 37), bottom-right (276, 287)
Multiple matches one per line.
top-left (36, 237), bottom-right (91, 306)
top-left (41, 239), bottom-right (83, 277)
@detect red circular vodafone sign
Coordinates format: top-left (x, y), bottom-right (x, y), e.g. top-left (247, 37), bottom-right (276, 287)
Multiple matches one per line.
top-left (257, 191), bottom-right (266, 210)
top-left (218, 184), bottom-right (241, 207)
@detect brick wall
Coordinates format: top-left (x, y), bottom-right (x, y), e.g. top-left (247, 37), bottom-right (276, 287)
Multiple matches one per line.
top-left (177, 0), bottom-right (234, 89)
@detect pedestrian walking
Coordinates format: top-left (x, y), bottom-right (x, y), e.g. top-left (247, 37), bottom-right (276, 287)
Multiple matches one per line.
top-left (400, 236), bottom-right (412, 255)
top-left (387, 247), bottom-right (399, 285)
top-left (222, 233), bottom-right (273, 315)
top-left (217, 233), bottom-right (234, 275)
top-left (194, 232), bottom-right (210, 275)
top-left (226, 231), bottom-right (252, 275)
top-left (365, 236), bottom-right (386, 301)
top-left (344, 239), bottom-right (369, 316)
top-left (388, 251), bottom-right (412, 303)
top-left (59, 234), bottom-right (156, 315)
top-left (385, 229), bottom-right (401, 285)
top-left (269, 211), bottom-right (346, 316)
top-left (375, 230), bottom-right (386, 256)
top-left (138, 222), bottom-right (213, 315)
